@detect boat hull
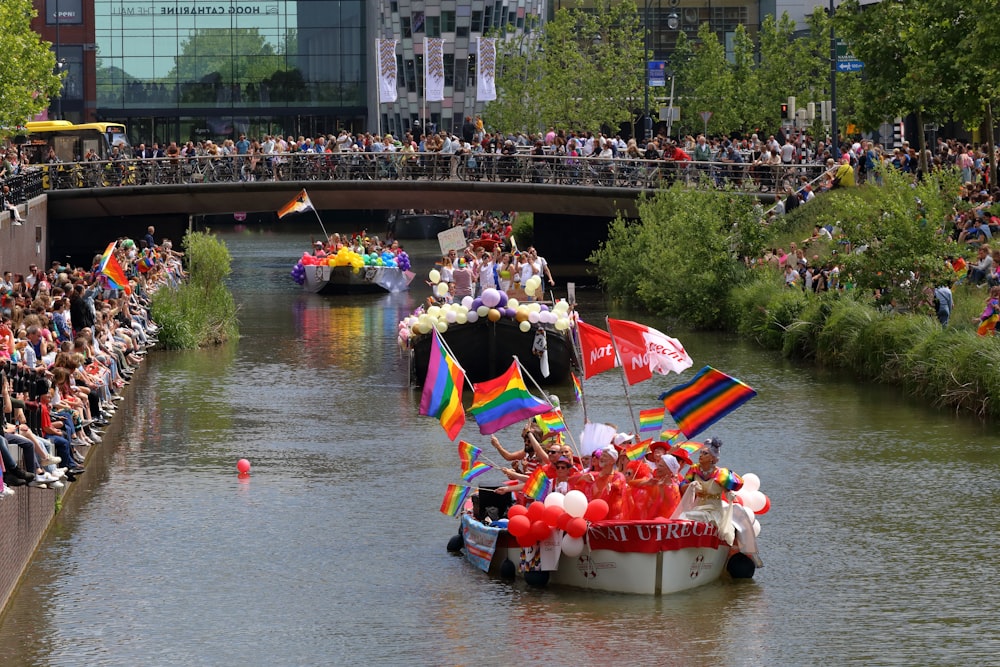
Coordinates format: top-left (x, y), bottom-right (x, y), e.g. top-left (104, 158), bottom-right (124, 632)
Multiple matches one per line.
top-left (303, 264), bottom-right (410, 295)
top-left (390, 213), bottom-right (452, 240)
top-left (410, 318), bottom-right (574, 386)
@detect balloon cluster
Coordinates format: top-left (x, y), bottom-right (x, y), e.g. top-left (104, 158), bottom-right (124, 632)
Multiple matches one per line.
top-left (504, 490), bottom-right (607, 557)
top-left (290, 261), bottom-right (306, 285)
top-left (396, 251), bottom-right (411, 272)
top-left (731, 473), bottom-right (770, 537)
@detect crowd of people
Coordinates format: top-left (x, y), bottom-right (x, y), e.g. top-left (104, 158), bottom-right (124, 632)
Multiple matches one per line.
top-left (0, 226), bottom-right (181, 498)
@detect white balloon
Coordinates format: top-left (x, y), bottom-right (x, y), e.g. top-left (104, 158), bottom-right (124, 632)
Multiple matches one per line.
top-left (745, 490), bottom-right (766, 513)
top-left (476, 305), bottom-right (489, 317)
top-left (564, 490), bottom-right (588, 518)
top-left (466, 311), bottom-right (479, 323)
top-left (519, 320), bottom-right (531, 333)
top-left (560, 534), bottom-right (585, 558)
top-left (528, 311), bottom-right (539, 324)
top-left (753, 519), bottom-right (761, 536)
top-left (429, 269), bottom-right (441, 284)
top-left (742, 473), bottom-right (761, 494)
top-left (461, 296), bottom-right (474, 309)
top-left (444, 310), bottom-right (457, 323)
top-left (544, 492), bottom-right (565, 509)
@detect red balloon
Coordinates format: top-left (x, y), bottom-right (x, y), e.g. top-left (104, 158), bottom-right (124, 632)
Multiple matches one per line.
top-left (543, 504), bottom-right (564, 527)
top-left (653, 516), bottom-right (669, 523)
top-left (566, 516), bottom-right (588, 539)
top-left (557, 512), bottom-right (573, 530)
top-left (732, 494), bottom-right (744, 505)
top-left (527, 502), bottom-right (545, 522)
top-left (236, 458), bottom-right (251, 474)
top-left (531, 519), bottom-right (552, 542)
top-left (757, 495), bottom-right (771, 515)
top-left (507, 504), bottom-right (529, 518)
top-left (516, 533), bottom-right (536, 548)
top-left (507, 514), bottom-right (531, 537)
top-left (584, 499), bottom-right (609, 522)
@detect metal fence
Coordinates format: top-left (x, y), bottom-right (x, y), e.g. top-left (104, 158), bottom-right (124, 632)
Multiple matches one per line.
top-left (8, 153), bottom-right (828, 196)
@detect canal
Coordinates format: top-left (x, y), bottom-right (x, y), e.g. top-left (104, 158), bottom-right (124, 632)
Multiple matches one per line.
top-left (0, 230), bottom-right (997, 665)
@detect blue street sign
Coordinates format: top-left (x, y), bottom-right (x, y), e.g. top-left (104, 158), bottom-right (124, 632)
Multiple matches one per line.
top-left (648, 60), bottom-right (667, 87)
top-left (836, 60), bottom-right (864, 73)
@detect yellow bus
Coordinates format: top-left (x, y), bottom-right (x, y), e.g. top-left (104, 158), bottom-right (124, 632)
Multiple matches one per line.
top-left (19, 120), bottom-right (132, 164)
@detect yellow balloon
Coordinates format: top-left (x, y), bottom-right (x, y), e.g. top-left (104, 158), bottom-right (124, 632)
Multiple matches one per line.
top-left (429, 269), bottom-right (441, 284)
top-left (435, 281), bottom-right (450, 297)
top-left (519, 320), bottom-right (532, 333)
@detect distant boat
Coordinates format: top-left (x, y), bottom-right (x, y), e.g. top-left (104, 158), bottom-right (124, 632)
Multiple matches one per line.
top-left (302, 264), bottom-right (412, 294)
top-left (389, 212), bottom-right (452, 240)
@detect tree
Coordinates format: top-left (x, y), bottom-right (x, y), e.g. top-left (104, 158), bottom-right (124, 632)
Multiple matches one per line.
top-left (163, 28), bottom-right (288, 87)
top-left (672, 23), bottom-right (733, 136)
top-left (0, 0), bottom-right (62, 133)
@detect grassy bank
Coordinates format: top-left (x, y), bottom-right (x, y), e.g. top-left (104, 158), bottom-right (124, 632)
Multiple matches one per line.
top-left (151, 231), bottom-right (240, 349)
top-left (591, 170), bottom-right (1000, 418)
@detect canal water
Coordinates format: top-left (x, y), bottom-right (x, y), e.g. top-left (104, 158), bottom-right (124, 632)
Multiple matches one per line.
top-left (0, 231), bottom-right (998, 666)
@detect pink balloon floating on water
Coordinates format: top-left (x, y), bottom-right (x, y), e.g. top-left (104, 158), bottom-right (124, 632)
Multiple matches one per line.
top-left (237, 459), bottom-right (251, 474)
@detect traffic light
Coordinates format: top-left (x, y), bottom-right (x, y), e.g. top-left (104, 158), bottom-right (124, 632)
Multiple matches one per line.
top-left (780, 103), bottom-right (789, 118)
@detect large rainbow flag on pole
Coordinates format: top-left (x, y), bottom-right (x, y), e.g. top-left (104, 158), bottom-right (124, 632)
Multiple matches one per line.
top-left (98, 241), bottom-right (131, 294)
top-left (418, 329), bottom-right (466, 440)
top-left (469, 361), bottom-right (550, 435)
top-left (658, 366), bottom-right (757, 439)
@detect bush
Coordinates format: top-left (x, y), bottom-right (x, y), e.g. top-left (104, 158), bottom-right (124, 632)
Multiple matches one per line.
top-left (511, 213), bottom-right (534, 251)
top-left (151, 231), bottom-right (239, 349)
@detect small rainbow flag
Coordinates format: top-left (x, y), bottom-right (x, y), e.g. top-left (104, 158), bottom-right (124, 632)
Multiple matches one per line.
top-left (98, 241), bottom-right (132, 295)
top-left (457, 441), bottom-right (481, 467)
top-left (461, 461), bottom-right (492, 482)
top-left (469, 361), bottom-right (549, 435)
top-left (624, 438), bottom-right (651, 461)
top-left (440, 484), bottom-right (472, 516)
top-left (572, 373), bottom-right (583, 402)
top-left (660, 429), bottom-right (683, 446)
top-left (659, 366), bottom-right (757, 439)
top-left (535, 410), bottom-right (566, 435)
top-left (522, 468), bottom-right (550, 502)
top-left (676, 441), bottom-right (704, 457)
top-left (638, 407), bottom-right (665, 432)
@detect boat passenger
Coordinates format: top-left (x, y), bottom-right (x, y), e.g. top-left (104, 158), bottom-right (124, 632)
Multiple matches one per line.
top-left (451, 258), bottom-right (474, 301)
top-left (676, 438), bottom-right (743, 544)
top-left (570, 447), bottom-right (626, 520)
top-left (624, 453), bottom-right (682, 520)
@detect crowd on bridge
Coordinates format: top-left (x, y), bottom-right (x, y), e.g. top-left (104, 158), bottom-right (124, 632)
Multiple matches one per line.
top-left (0, 227), bottom-right (181, 499)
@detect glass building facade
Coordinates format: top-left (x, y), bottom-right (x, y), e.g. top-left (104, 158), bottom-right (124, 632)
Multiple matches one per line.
top-left (93, 0), bottom-right (367, 143)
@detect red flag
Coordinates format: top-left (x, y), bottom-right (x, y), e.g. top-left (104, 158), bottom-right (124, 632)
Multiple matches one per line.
top-left (607, 318), bottom-right (693, 384)
top-left (577, 321), bottom-right (619, 379)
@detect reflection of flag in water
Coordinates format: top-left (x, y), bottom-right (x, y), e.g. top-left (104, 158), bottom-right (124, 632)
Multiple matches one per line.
top-left (98, 241), bottom-right (131, 294)
top-left (461, 461), bottom-right (492, 482)
top-left (440, 483), bottom-right (471, 516)
top-left (419, 329), bottom-right (466, 440)
top-left (469, 361), bottom-right (549, 435)
top-left (638, 407), bottom-right (665, 432)
top-left (277, 189), bottom-right (315, 218)
top-left (659, 367), bottom-right (757, 439)
top-left (522, 468), bottom-right (549, 501)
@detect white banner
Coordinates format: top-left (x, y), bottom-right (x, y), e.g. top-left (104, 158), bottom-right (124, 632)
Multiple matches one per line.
top-left (425, 37), bottom-right (445, 102)
top-left (476, 37), bottom-right (497, 102)
top-left (437, 226), bottom-right (467, 256)
top-left (376, 38), bottom-right (398, 104)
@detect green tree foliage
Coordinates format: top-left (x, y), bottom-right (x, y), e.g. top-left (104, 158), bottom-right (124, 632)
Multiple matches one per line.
top-left (0, 0), bottom-right (63, 134)
top-left (672, 23), bottom-right (734, 136)
top-left (152, 231), bottom-right (239, 349)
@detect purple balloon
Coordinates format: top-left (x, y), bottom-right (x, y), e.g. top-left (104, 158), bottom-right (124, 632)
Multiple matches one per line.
top-left (540, 304), bottom-right (549, 311)
top-left (497, 292), bottom-right (508, 308)
top-left (504, 308), bottom-right (516, 318)
top-left (472, 298), bottom-right (483, 310)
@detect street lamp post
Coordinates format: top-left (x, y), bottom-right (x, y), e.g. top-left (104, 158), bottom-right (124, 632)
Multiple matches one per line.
top-left (642, 1), bottom-right (651, 141)
top-left (829, 0), bottom-right (839, 156)
top-left (54, 0), bottom-right (62, 119)
top-left (665, 69), bottom-right (676, 140)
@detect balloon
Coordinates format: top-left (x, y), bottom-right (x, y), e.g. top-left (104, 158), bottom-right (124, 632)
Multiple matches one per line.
top-left (471, 298), bottom-right (483, 310)
top-left (497, 292), bottom-right (509, 308)
top-left (528, 311), bottom-right (539, 324)
top-left (515, 307), bottom-right (529, 322)
top-left (560, 534), bottom-right (585, 558)
top-left (757, 495), bottom-right (771, 515)
top-left (435, 321), bottom-right (448, 333)
top-left (519, 321), bottom-right (531, 333)
top-left (753, 519), bottom-right (761, 536)
top-left (745, 490), bottom-right (766, 513)
top-left (516, 533), bottom-right (536, 548)
top-left (525, 284), bottom-right (537, 297)
top-left (461, 296), bottom-right (474, 309)
top-left (565, 516), bottom-right (588, 539)
top-left (487, 308), bottom-right (501, 322)
top-left (481, 288), bottom-right (501, 308)
top-left (507, 504), bottom-right (529, 518)
top-left (554, 318), bottom-right (569, 331)
top-left (507, 298), bottom-right (519, 310)
top-left (435, 281), bottom-right (450, 297)
top-left (236, 459), bottom-right (251, 474)
top-left (429, 269), bottom-right (441, 284)
top-left (584, 499), bottom-right (609, 522)
top-left (466, 311), bottom-right (479, 323)
top-left (564, 490), bottom-right (588, 518)
top-left (504, 308), bottom-right (516, 318)
top-left (741, 473), bottom-right (761, 494)
top-left (543, 504), bottom-right (564, 528)
top-left (444, 309), bottom-right (458, 323)
top-left (732, 494), bottom-right (744, 505)
top-left (557, 512), bottom-right (573, 530)
top-left (531, 519), bottom-right (552, 541)
top-left (476, 306), bottom-right (489, 317)
top-left (455, 313), bottom-right (468, 325)
top-left (507, 514), bottom-right (531, 537)
top-left (544, 492), bottom-right (565, 509)
top-left (527, 501), bottom-right (546, 522)
top-left (427, 306), bottom-right (441, 318)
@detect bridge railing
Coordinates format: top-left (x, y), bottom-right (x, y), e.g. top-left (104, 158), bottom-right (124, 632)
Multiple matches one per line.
top-left (29, 153), bottom-right (829, 195)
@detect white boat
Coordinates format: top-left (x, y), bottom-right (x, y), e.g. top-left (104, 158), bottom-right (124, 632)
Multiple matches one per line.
top-left (302, 263), bottom-right (412, 294)
top-left (456, 513), bottom-right (755, 596)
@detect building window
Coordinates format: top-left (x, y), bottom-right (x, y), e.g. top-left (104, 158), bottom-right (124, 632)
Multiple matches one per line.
top-left (412, 12), bottom-right (425, 34)
top-left (454, 58), bottom-right (466, 92)
top-left (426, 16), bottom-right (441, 38)
top-left (444, 54), bottom-right (455, 87)
top-left (402, 17), bottom-right (412, 39)
top-left (442, 11), bottom-right (456, 33)
top-left (404, 59), bottom-right (416, 93)
top-left (472, 11), bottom-right (483, 33)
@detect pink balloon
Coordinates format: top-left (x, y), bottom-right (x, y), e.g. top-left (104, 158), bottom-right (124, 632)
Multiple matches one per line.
top-left (236, 459), bottom-right (251, 474)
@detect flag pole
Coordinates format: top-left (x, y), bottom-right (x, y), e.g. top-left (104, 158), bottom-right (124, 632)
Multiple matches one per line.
top-left (567, 317), bottom-right (589, 423)
top-left (513, 355), bottom-right (581, 458)
top-left (310, 203), bottom-right (330, 243)
top-left (604, 316), bottom-right (641, 435)
top-left (433, 327), bottom-right (476, 392)
top-left (422, 37), bottom-right (428, 136)
top-left (375, 38), bottom-right (382, 139)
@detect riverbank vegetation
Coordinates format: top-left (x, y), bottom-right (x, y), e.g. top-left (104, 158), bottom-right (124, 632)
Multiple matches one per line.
top-left (151, 231), bottom-right (239, 349)
top-left (590, 171), bottom-right (1000, 418)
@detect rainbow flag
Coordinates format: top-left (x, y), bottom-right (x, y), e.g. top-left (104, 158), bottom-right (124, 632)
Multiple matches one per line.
top-left (98, 241), bottom-right (131, 295)
top-left (457, 441), bottom-right (481, 467)
top-left (660, 429), bottom-right (683, 446)
top-left (469, 361), bottom-right (550, 435)
top-left (535, 409), bottom-right (567, 435)
top-left (461, 461), bottom-right (492, 482)
top-left (659, 366), bottom-right (757, 439)
top-left (624, 438), bottom-right (651, 461)
top-left (638, 407), bottom-right (665, 432)
top-left (522, 468), bottom-right (550, 502)
top-left (675, 441), bottom-right (704, 457)
top-left (419, 329), bottom-right (466, 440)
top-left (440, 483), bottom-right (472, 516)
top-left (572, 373), bottom-right (583, 402)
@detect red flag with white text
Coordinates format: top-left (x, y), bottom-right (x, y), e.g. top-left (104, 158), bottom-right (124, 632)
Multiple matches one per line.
top-left (577, 321), bottom-right (619, 379)
top-left (607, 318), bottom-right (693, 383)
